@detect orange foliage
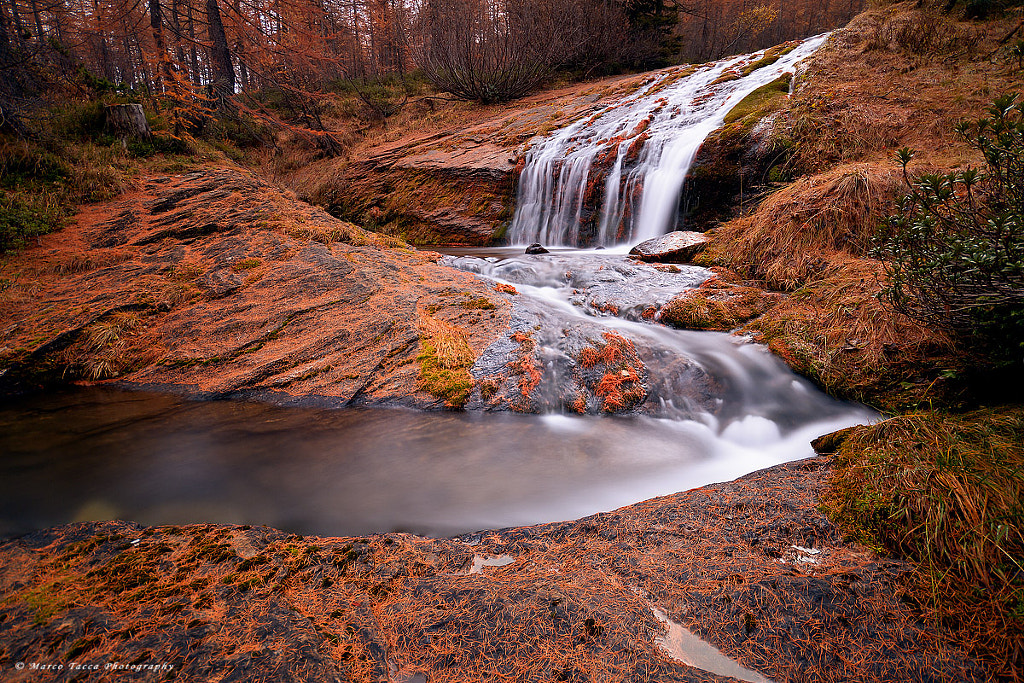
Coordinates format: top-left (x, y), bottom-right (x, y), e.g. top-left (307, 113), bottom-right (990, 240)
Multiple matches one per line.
top-left (575, 332), bottom-right (646, 412)
top-left (510, 331), bottom-right (542, 411)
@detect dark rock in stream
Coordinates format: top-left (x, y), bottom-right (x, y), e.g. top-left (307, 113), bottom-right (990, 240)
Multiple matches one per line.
top-left (0, 458), bottom-right (984, 683)
top-left (525, 243), bottom-right (550, 254)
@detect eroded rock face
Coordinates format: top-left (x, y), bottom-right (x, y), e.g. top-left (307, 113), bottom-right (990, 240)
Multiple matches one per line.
top-left (629, 231), bottom-right (710, 263)
top-left (0, 165), bottom-right (511, 408)
top-left (291, 73), bottom-right (657, 247)
top-left (0, 459), bottom-right (983, 683)
top-left (680, 105), bottom-right (791, 233)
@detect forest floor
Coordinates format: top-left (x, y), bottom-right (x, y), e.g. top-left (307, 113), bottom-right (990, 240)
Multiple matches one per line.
top-left (0, 458), bottom-right (982, 683)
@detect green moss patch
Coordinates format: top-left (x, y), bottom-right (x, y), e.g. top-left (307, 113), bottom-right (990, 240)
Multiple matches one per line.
top-left (723, 74), bottom-right (792, 127)
top-left (739, 44), bottom-right (798, 77)
top-left (417, 315), bottom-right (476, 408)
top-left (417, 341), bottom-right (474, 408)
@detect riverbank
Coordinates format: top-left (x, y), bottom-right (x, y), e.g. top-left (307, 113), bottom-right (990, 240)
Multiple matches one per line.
top-left (0, 457), bottom-right (982, 683)
top-left (0, 164), bottom-right (510, 407)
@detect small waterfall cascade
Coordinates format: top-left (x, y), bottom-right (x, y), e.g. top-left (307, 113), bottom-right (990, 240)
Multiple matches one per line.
top-left (508, 34), bottom-right (829, 247)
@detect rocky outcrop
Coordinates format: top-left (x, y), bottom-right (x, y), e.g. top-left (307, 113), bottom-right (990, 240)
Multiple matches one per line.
top-left (290, 74), bottom-right (656, 246)
top-left (681, 94), bottom-right (793, 232)
top-left (0, 458), bottom-right (981, 682)
top-left (629, 231), bottom-right (709, 263)
top-left (0, 164), bottom-right (511, 408)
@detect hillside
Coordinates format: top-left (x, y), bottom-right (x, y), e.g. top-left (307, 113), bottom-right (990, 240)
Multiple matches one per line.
top-left (1, 1), bottom-right (1022, 681)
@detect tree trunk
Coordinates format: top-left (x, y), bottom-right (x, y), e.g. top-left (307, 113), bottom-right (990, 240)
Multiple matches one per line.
top-left (205, 0), bottom-right (234, 104)
top-left (149, 0), bottom-right (177, 94)
top-left (105, 104), bottom-right (153, 142)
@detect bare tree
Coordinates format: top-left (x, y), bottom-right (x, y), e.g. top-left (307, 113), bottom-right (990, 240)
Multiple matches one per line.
top-left (416, 0), bottom-right (608, 103)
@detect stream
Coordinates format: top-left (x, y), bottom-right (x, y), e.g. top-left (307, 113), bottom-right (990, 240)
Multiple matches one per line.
top-left (0, 33), bottom-right (874, 542)
top-left (1, 246), bottom-right (873, 541)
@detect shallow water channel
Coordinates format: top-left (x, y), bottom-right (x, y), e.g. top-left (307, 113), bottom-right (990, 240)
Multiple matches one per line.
top-left (1, 248), bottom-right (873, 540)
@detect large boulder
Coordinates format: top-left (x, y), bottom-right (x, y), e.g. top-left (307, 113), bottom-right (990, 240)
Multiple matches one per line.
top-left (629, 231), bottom-right (709, 263)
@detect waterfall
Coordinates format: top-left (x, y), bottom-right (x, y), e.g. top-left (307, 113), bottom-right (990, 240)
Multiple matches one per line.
top-left (508, 34), bottom-right (830, 247)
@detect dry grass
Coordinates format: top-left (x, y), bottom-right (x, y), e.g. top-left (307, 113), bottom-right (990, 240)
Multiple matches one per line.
top-left (50, 310), bottom-right (160, 381)
top-left (861, 5), bottom-right (983, 56)
top-left (44, 249), bottom-right (133, 275)
top-left (701, 163), bottom-right (904, 290)
top-left (745, 257), bottom-right (953, 406)
top-left (695, 166), bottom-right (954, 406)
top-left (417, 314), bottom-right (476, 408)
top-left (823, 407), bottom-right (1024, 680)
top-left (784, 2), bottom-right (1021, 174)
top-left (419, 315), bottom-right (475, 369)
top-left (661, 280), bottom-right (781, 331)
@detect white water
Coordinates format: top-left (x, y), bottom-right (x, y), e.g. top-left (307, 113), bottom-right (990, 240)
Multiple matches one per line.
top-left (445, 248), bottom-right (875, 488)
top-left (509, 34), bottom-right (830, 247)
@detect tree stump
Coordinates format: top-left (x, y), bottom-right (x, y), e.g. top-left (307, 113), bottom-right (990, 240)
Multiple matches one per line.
top-left (104, 104), bottom-right (153, 142)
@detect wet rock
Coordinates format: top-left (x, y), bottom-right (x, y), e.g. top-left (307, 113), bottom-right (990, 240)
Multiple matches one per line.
top-left (525, 243), bottom-right (549, 254)
top-left (629, 231), bottom-right (709, 263)
top-left (811, 426), bottom-right (856, 455)
top-left (0, 460), bottom-right (985, 683)
top-left (0, 166), bottom-right (511, 406)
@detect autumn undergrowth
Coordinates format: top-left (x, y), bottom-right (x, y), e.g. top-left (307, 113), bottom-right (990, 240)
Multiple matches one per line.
top-left (822, 408), bottom-right (1024, 680)
top-left (417, 314), bottom-right (476, 408)
top-left (0, 98), bottom-right (195, 255)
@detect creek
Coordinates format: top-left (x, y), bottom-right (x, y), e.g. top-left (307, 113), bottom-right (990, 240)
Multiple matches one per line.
top-left (0, 33), bottom-right (873, 541)
top-left (1, 247), bottom-right (873, 541)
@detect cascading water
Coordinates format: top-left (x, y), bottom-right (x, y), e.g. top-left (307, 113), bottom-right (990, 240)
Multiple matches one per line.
top-left (509, 34), bottom-right (830, 247)
top-left (0, 34), bottom-right (868, 544)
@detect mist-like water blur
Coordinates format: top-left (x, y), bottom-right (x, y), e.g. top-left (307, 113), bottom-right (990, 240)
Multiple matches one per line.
top-left (0, 387), bottom-right (860, 539)
top-left (509, 34), bottom-right (829, 246)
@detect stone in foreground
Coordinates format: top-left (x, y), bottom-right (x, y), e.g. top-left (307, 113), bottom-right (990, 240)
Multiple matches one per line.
top-left (629, 230), bottom-right (709, 263)
top-left (0, 459), bottom-right (982, 682)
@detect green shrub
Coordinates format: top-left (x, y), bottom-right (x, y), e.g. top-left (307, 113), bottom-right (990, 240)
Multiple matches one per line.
top-left (876, 94), bottom-right (1024, 365)
top-left (0, 190), bottom-right (67, 253)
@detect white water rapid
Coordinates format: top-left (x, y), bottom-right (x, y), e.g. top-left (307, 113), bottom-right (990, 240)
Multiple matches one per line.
top-left (509, 34), bottom-right (830, 247)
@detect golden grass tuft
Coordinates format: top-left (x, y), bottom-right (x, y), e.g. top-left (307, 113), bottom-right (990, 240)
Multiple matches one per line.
top-left (45, 249), bottom-right (133, 275)
top-left (703, 163), bottom-right (904, 291)
top-left (823, 407), bottom-right (1024, 680)
top-left (417, 314), bottom-right (476, 408)
top-left (744, 256), bottom-right (952, 406)
top-left (60, 310), bottom-right (157, 381)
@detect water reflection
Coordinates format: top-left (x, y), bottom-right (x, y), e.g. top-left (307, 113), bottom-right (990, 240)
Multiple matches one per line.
top-left (0, 387), bottom-right (860, 539)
